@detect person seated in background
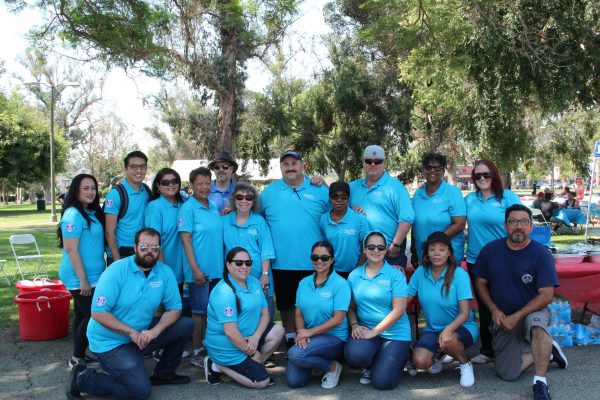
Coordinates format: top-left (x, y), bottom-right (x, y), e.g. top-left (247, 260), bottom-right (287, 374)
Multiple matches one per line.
top-left (536, 192), bottom-right (560, 222)
top-left (563, 192), bottom-right (579, 209)
top-left (531, 192), bottom-right (544, 211)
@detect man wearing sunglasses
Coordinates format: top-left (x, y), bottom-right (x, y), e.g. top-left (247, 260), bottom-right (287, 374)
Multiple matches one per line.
top-left (473, 205), bottom-right (567, 400)
top-left (208, 151), bottom-right (238, 213)
top-left (349, 145), bottom-right (415, 270)
top-left (67, 228), bottom-right (194, 400)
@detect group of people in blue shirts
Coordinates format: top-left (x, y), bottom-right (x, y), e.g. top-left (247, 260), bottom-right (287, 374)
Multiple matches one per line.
top-left (58, 146), bottom-right (531, 397)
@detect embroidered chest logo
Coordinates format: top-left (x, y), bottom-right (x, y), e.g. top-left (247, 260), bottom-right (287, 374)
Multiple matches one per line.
top-left (521, 274), bottom-right (533, 284)
top-left (248, 229), bottom-right (258, 236)
top-left (377, 279), bottom-right (390, 286)
top-left (148, 280), bottom-right (163, 288)
top-left (319, 291), bottom-right (333, 298)
top-left (303, 193), bottom-right (315, 200)
top-left (344, 229), bottom-right (357, 235)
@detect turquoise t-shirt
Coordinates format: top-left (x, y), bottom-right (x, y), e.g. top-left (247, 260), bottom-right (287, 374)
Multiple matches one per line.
top-left (58, 207), bottom-right (105, 290)
top-left (408, 266), bottom-right (478, 341)
top-left (87, 257), bottom-right (181, 353)
top-left (464, 189), bottom-right (521, 263)
top-left (319, 208), bottom-right (370, 273)
top-left (177, 196), bottom-right (224, 279)
top-left (260, 177), bottom-right (329, 271)
top-left (205, 276), bottom-right (267, 366)
top-left (347, 262), bottom-right (411, 341)
top-left (295, 272), bottom-right (351, 341)
top-left (223, 211), bottom-right (275, 296)
top-left (104, 179), bottom-right (150, 251)
top-left (145, 196), bottom-right (190, 283)
top-left (412, 180), bottom-right (466, 263)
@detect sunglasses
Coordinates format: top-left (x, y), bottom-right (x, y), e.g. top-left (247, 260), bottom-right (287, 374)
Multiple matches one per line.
top-left (474, 172), bottom-right (493, 180)
top-left (364, 158), bottom-right (384, 165)
top-left (213, 165), bottom-right (230, 171)
top-left (330, 194), bottom-right (348, 201)
top-left (423, 165), bottom-right (444, 172)
top-left (365, 244), bottom-right (386, 251)
top-left (235, 194), bottom-right (255, 201)
top-left (310, 254), bottom-right (332, 262)
top-left (231, 259), bottom-right (253, 267)
top-left (159, 178), bottom-right (180, 186)
top-left (138, 243), bottom-right (161, 253)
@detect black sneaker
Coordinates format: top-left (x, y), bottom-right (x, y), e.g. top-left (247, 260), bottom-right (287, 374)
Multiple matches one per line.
top-left (267, 377), bottom-right (276, 386)
top-left (149, 374), bottom-right (191, 386)
top-left (533, 380), bottom-right (552, 400)
top-left (551, 340), bottom-right (568, 369)
top-left (68, 355), bottom-right (99, 368)
top-left (264, 357), bottom-right (276, 368)
top-left (203, 356), bottom-right (222, 385)
top-left (285, 338), bottom-right (295, 350)
top-left (66, 363), bottom-right (86, 400)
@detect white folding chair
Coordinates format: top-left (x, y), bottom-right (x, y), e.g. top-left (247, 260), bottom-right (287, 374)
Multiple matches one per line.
top-left (9, 234), bottom-right (48, 281)
top-left (0, 259), bottom-right (10, 286)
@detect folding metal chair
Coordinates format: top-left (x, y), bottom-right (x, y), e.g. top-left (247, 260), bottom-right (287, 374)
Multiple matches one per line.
top-left (9, 234), bottom-right (48, 281)
top-left (0, 259), bottom-right (10, 286)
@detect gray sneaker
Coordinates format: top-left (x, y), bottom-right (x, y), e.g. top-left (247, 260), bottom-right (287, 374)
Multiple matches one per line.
top-left (359, 368), bottom-right (371, 384)
top-left (428, 353), bottom-right (445, 374)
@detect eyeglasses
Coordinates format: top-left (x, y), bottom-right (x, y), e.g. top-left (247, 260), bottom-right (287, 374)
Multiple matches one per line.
top-left (424, 165), bottom-right (444, 172)
top-left (231, 259), bottom-right (253, 267)
top-left (159, 178), bottom-right (180, 186)
top-left (310, 255), bottom-right (332, 262)
top-left (364, 159), bottom-right (384, 165)
top-left (330, 194), bottom-right (348, 201)
top-left (365, 244), bottom-right (386, 251)
top-left (213, 165), bottom-right (230, 171)
top-left (474, 172), bottom-right (492, 180)
top-left (138, 243), bottom-right (161, 253)
top-left (128, 164), bottom-right (147, 171)
top-left (507, 219), bottom-right (531, 227)
top-left (235, 194), bottom-right (255, 201)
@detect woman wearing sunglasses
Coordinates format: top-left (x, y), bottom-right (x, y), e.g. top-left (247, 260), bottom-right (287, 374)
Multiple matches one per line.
top-left (411, 153), bottom-right (466, 268)
top-left (145, 168), bottom-right (189, 294)
top-left (344, 231), bottom-right (411, 390)
top-left (286, 241), bottom-right (351, 389)
top-left (223, 182), bottom-right (276, 318)
top-left (204, 247), bottom-right (284, 387)
top-left (464, 159), bottom-right (521, 365)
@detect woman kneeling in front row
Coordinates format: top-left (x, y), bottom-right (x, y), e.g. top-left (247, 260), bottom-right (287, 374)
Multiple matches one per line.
top-left (204, 247), bottom-right (284, 387)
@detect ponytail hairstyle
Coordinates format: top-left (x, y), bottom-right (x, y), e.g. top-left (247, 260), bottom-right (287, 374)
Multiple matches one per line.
top-left (421, 238), bottom-right (457, 298)
top-left (222, 247), bottom-right (251, 313)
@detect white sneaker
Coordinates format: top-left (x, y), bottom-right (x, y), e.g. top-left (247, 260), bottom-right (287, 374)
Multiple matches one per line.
top-left (458, 362), bottom-right (475, 387)
top-left (181, 350), bottom-right (190, 358)
top-left (359, 368), bottom-right (371, 384)
top-left (443, 355), bottom-right (455, 364)
top-left (321, 361), bottom-right (342, 389)
top-left (428, 357), bottom-right (444, 374)
top-left (470, 354), bottom-right (493, 364)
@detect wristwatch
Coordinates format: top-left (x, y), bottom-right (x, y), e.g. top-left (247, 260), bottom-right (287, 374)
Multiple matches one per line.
top-left (262, 271), bottom-right (269, 276)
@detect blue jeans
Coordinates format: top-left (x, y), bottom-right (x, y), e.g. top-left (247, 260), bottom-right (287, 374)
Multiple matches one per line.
top-left (78, 316), bottom-right (194, 400)
top-left (285, 334), bottom-right (345, 388)
top-left (345, 335), bottom-right (411, 390)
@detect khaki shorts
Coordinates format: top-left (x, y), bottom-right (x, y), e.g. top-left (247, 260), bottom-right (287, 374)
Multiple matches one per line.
top-left (492, 308), bottom-right (551, 381)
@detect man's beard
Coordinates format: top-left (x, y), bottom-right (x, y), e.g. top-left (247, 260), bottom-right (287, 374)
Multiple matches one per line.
top-left (135, 253), bottom-right (158, 270)
top-left (510, 231), bottom-right (527, 244)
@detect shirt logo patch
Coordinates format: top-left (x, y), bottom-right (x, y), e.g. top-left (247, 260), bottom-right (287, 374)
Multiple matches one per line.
top-left (248, 229), bottom-right (258, 236)
top-left (148, 280), bottom-right (163, 288)
top-left (521, 274), bottom-right (533, 284)
top-left (178, 218), bottom-right (184, 227)
top-left (105, 199), bottom-right (113, 209)
top-left (377, 279), bottom-right (390, 286)
top-left (65, 223), bottom-right (75, 232)
top-left (224, 307), bottom-right (234, 317)
top-left (95, 296), bottom-right (107, 306)
top-left (319, 291), bottom-right (333, 298)
top-left (372, 191), bottom-right (383, 197)
top-left (432, 198), bottom-right (443, 203)
top-left (344, 228), bottom-right (357, 235)
top-left (303, 193), bottom-right (315, 200)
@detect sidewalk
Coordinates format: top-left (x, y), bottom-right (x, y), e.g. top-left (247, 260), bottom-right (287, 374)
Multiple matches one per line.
top-left (1, 325), bottom-right (598, 400)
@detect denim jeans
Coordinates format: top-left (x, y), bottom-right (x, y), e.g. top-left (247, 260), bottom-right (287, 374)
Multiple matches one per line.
top-left (78, 316), bottom-right (194, 400)
top-left (285, 334), bottom-right (345, 388)
top-left (344, 335), bottom-right (411, 390)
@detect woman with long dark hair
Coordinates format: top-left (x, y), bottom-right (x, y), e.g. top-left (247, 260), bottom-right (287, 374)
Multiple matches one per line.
top-left (465, 159), bottom-right (521, 364)
top-left (407, 231), bottom-right (477, 387)
top-left (58, 173), bottom-right (105, 368)
top-left (203, 247), bottom-right (284, 387)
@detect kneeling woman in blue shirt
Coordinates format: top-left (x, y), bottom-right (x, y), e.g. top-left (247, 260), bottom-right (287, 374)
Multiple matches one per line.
top-left (204, 247), bottom-right (284, 387)
top-left (407, 231), bottom-right (477, 387)
top-left (345, 231), bottom-right (412, 390)
top-left (286, 241), bottom-right (351, 389)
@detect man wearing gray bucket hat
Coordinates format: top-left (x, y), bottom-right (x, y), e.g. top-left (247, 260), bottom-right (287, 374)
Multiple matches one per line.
top-left (208, 151), bottom-right (238, 213)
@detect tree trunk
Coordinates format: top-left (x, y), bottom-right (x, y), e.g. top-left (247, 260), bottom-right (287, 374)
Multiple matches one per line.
top-left (2, 181), bottom-right (7, 205)
top-left (216, 5), bottom-right (238, 155)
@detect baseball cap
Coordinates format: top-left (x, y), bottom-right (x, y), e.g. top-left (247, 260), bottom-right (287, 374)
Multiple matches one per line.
top-left (425, 231), bottom-right (452, 248)
top-left (363, 145), bottom-right (385, 159)
top-left (329, 181), bottom-right (350, 196)
top-left (280, 150), bottom-right (303, 161)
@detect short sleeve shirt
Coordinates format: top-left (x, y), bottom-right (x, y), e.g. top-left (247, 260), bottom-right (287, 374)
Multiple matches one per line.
top-left (58, 207), bottom-right (105, 290)
top-left (295, 272), bottom-right (351, 341)
top-left (209, 179), bottom-right (236, 212)
top-left (104, 180), bottom-right (150, 250)
top-left (319, 208), bottom-right (370, 273)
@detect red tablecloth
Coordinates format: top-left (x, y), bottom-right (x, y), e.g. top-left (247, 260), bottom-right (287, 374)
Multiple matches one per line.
top-left (555, 262), bottom-right (600, 313)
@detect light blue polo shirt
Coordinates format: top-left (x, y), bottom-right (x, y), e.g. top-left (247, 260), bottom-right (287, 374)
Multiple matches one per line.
top-left (177, 196), bottom-right (224, 279)
top-left (260, 177), bottom-right (329, 271)
top-left (412, 180), bottom-right (466, 263)
top-left (295, 272), bottom-right (351, 341)
top-left (319, 209), bottom-right (370, 273)
top-left (223, 211), bottom-right (275, 296)
top-left (347, 262), bottom-right (411, 341)
top-left (464, 189), bottom-right (521, 263)
top-left (205, 276), bottom-right (267, 366)
top-left (145, 196), bottom-right (190, 284)
top-left (104, 179), bottom-right (150, 251)
top-left (58, 207), bottom-right (105, 290)
top-left (408, 266), bottom-right (478, 341)
top-left (87, 256), bottom-right (181, 353)
top-left (349, 172), bottom-right (414, 246)
top-left (209, 179), bottom-right (236, 212)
